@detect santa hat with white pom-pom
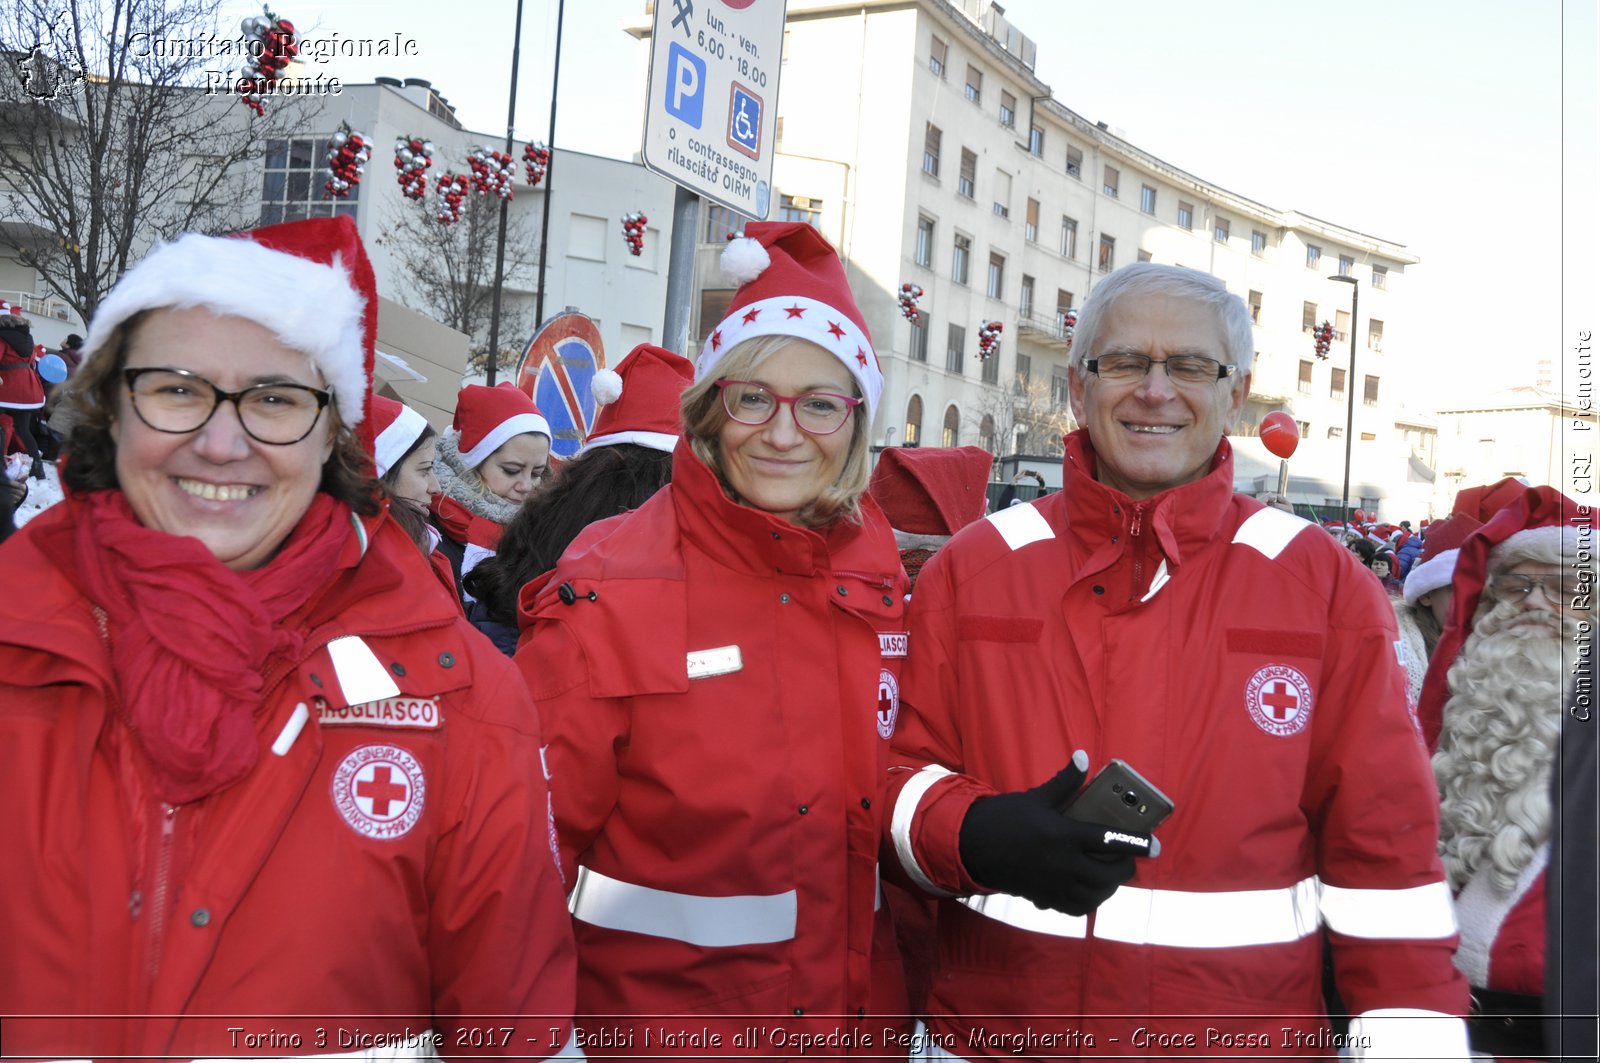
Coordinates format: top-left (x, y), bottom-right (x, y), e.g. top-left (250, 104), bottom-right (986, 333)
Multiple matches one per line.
top-left (698, 221), bottom-right (883, 419)
top-left (582, 343), bottom-right (695, 453)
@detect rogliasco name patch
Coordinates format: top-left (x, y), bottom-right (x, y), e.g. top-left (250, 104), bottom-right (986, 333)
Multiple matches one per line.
top-left (318, 696), bottom-right (442, 730)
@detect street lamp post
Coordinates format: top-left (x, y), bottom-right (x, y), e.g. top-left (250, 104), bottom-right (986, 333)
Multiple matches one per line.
top-left (1328, 273), bottom-right (1359, 527)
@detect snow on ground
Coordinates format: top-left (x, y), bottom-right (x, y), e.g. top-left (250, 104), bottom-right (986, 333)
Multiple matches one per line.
top-left (9, 457), bottom-right (65, 527)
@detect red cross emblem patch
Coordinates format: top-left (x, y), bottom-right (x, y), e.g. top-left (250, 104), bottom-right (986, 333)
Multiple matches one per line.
top-left (1244, 665), bottom-right (1314, 738)
top-left (331, 744), bottom-right (427, 840)
top-left (877, 668), bottom-right (900, 740)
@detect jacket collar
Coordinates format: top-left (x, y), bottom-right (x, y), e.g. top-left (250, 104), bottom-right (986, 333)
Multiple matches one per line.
top-left (1058, 428), bottom-right (1237, 570)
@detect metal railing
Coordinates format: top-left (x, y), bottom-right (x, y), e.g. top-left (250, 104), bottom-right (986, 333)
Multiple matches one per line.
top-left (0, 290), bottom-right (73, 321)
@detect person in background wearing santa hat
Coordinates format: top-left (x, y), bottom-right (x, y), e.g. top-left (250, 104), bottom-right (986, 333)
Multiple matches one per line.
top-left (886, 263), bottom-right (1469, 1057)
top-left (371, 391), bottom-right (460, 601)
top-left (1421, 486), bottom-right (1591, 1061)
top-left (0, 309), bottom-right (47, 479)
top-left (516, 222), bottom-right (912, 1057)
top-left (430, 380), bottom-right (552, 603)
top-left (1393, 511), bottom-right (1482, 712)
top-left (465, 343), bottom-right (686, 656)
top-left (0, 216), bottom-right (582, 1062)
top-left (1370, 546), bottom-right (1404, 595)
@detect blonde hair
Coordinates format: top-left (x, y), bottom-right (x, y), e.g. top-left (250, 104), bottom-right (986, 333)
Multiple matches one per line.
top-left (681, 335), bottom-right (871, 527)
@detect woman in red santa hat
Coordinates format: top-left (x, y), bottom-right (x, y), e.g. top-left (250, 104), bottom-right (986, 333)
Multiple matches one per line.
top-left (516, 222), bottom-right (913, 1057)
top-left (430, 380), bottom-right (551, 603)
top-left (371, 391), bottom-right (462, 600)
top-left (0, 216), bottom-right (580, 1061)
top-left (465, 342), bottom-right (687, 655)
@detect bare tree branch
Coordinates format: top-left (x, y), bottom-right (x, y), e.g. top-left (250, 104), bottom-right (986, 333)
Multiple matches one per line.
top-left (966, 370), bottom-right (1077, 458)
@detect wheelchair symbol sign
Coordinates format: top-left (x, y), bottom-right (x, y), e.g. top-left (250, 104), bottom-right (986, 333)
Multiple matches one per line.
top-left (726, 82), bottom-right (763, 161)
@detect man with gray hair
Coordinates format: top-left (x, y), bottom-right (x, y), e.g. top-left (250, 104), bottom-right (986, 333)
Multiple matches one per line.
top-left (887, 263), bottom-right (1468, 1058)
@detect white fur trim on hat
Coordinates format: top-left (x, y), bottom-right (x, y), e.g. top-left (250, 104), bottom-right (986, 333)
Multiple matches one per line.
top-left (695, 295), bottom-right (883, 419)
top-left (1490, 524), bottom-right (1580, 569)
top-left (1403, 548), bottom-right (1460, 605)
top-left (458, 411), bottom-right (552, 469)
top-left (580, 429), bottom-right (678, 454)
top-left (374, 403), bottom-right (430, 479)
top-left (82, 233), bottom-right (369, 427)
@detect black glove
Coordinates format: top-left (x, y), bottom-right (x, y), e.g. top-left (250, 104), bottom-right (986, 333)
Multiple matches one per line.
top-left (958, 751), bottom-right (1153, 916)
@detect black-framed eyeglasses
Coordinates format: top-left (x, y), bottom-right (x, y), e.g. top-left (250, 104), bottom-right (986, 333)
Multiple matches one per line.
top-left (1489, 572), bottom-right (1581, 606)
top-left (1084, 353), bottom-right (1236, 385)
top-left (123, 367), bottom-right (331, 445)
top-left (715, 379), bottom-right (862, 436)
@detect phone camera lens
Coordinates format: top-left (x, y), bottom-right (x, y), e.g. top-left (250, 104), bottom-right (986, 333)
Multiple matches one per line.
top-left (1122, 791), bottom-right (1139, 807)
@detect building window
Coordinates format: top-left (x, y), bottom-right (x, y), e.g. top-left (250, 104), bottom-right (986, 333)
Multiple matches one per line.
top-left (1251, 230), bottom-right (1267, 256)
top-left (981, 346), bottom-right (999, 383)
top-left (261, 137), bottom-right (358, 224)
top-left (1302, 301), bottom-right (1317, 333)
top-left (1296, 420), bottom-right (1310, 436)
top-left (1020, 274), bottom-right (1034, 318)
top-left (1065, 145), bottom-right (1082, 178)
top-left (999, 90), bottom-right (1016, 128)
top-left (702, 203), bottom-right (749, 243)
top-left (980, 414), bottom-right (997, 454)
top-left (778, 194), bottom-right (821, 228)
top-left (946, 324), bottom-right (966, 374)
top-left (1335, 309), bottom-right (1350, 342)
top-left (992, 169), bottom-right (1011, 218)
top-left (1060, 216), bottom-right (1078, 259)
top-left (1248, 289), bottom-right (1262, 324)
top-left (1364, 374), bottom-right (1380, 406)
top-left (965, 64), bottom-right (982, 104)
top-left (923, 124), bottom-right (942, 177)
top-left (958, 149), bottom-right (977, 199)
top-left (1360, 432), bottom-right (1377, 442)
top-left (1213, 217), bottom-right (1230, 243)
top-left (929, 35), bottom-right (946, 78)
top-left (915, 215), bottom-right (935, 268)
top-left (1368, 319), bottom-right (1383, 352)
top-left (1024, 198), bottom-right (1039, 242)
top-left (1051, 366), bottom-right (1070, 405)
top-left (1177, 201), bottom-right (1194, 230)
top-left (1102, 165), bottom-right (1119, 198)
top-left (909, 317), bottom-right (929, 362)
top-left (986, 251), bottom-right (1005, 299)
top-left (1055, 289), bottom-right (1073, 332)
top-left (1338, 254), bottom-right (1354, 277)
top-left (952, 233), bottom-right (971, 285)
top-left (1097, 233), bottom-right (1115, 273)
top-left (905, 395), bottom-right (923, 445)
top-left (1327, 426), bottom-right (1343, 440)
top-left (1331, 367), bottom-right (1346, 397)
top-left (1028, 124), bottom-right (1044, 155)
top-left (1306, 244), bottom-right (1322, 269)
top-left (1140, 184), bottom-right (1157, 214)
top-left (1372, 264), bottom-right (1388, 289)
top-left (1015, 352), bottom-right (1032, 395)
top-left (1298, 360), bottom-right (1313, 394)
top-left (943, 405), bottom-right (961, 446)
top-left (1137, 249), bottom-right (1152, 262)
top-left (908, 316), bottom-right (934, 363)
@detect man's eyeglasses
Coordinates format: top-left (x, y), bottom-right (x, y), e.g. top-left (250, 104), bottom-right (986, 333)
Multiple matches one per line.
top-left (124, 367), bottom-right (331, 445)
top-left (1489, 573), bottom-right (1582, 606)
top-left (1084, 353), bottom-right (1236, 386)
top-left (715, 380), bottom-right (862, 436)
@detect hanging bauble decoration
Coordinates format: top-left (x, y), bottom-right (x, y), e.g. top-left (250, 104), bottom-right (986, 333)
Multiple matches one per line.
top-left (394, 136), bottom-right (434, 200)
top-left (522, 142), bottom-right (551, 186)
top-left (322, 124), bottom-right (370, 199)
top-left (236, 7), bottom-right (298, 116)
top-left (977, 319), bottom-right (1003, 361)
top-left (435, 173), bottom-right (470, 225)
top-left (1061, 307), bottom-right (1078, 348)
top-left (621, 212), bottom-right (648, 256)
top-left (468, 146), bottom-right (516, 201)
top-left (897, 283), bottom-right (925, 325)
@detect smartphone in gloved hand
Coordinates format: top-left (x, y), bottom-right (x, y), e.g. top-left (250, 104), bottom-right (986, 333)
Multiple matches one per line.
top-left (1062, 758), bottom-right (1174, 835)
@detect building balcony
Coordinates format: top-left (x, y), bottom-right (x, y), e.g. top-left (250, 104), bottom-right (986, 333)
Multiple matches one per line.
top-left (1016, 311), bottom-right (1071, 351)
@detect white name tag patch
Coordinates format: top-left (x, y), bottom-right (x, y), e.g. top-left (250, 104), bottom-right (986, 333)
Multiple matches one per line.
top-left (319, 697), bottom-right (442, 730)
top-left (687, 645), bottom-right (743, 679)
top-left (878, 632), bottom-right (908, 657)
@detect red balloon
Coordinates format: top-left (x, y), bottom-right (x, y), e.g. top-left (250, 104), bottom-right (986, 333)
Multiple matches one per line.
top-left (1259, 411), bottom-right (1300, 459)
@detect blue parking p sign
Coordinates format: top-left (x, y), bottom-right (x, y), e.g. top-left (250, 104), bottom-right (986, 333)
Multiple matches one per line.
top-left (665, 42), bottom-right (705, 128)
top-left (727, 83), bottom-right (762, 160)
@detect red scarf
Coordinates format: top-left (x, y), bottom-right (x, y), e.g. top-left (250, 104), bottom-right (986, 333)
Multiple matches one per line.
top-left (74, 490), bottom-right (353, 804)
top-left (430, 493), bottom-right (506, 549)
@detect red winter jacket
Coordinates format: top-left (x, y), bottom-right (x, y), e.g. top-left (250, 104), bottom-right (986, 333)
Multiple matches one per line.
top-left (886, 431), bottom-right (1469, 1059)
top-left (0, 500), bottom-right (581, 1062)
top-left (515, 439), bottom-right (911, 1057)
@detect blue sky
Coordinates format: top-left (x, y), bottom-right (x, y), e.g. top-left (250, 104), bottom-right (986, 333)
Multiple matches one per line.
top-left (218, 0), bottom-right (1595, 408)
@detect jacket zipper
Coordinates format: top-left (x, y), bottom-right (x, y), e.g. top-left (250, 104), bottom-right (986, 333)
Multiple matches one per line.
top-left (142, 802), bottom-right (178, 1010)
top-left (1129, 503), bottom-right (1147, 600)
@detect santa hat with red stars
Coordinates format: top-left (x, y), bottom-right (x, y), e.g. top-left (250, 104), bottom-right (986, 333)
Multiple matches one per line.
top-left (698, 221), bottom-right (883, 419)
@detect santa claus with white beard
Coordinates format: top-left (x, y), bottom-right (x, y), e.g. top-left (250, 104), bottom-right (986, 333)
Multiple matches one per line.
top-left (1418, 486), bottom-right (1589, 1061)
